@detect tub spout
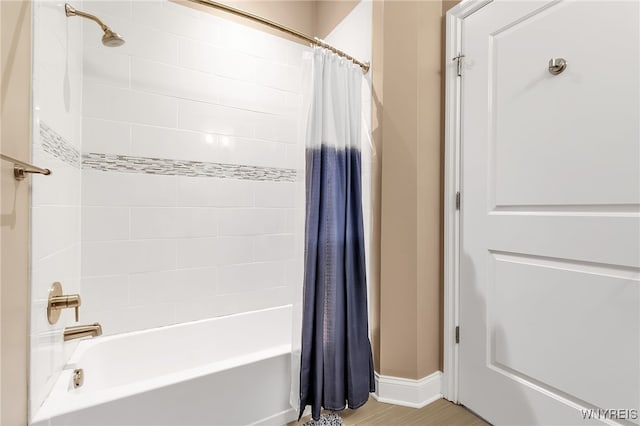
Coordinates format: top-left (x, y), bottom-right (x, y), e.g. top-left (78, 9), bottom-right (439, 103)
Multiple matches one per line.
top-left (64, 323), bottom-right (102, 341)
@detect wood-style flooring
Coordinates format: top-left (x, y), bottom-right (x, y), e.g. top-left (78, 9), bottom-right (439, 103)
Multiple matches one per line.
top-left (290, 398), bottom-right (490, 425)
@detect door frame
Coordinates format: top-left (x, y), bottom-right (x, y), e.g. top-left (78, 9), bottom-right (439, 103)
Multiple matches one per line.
top-left (442, 0), bottom-right (492, 404)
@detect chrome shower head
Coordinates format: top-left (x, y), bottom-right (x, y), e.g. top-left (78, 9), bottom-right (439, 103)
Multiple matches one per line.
top-left (65, 3), bottom-right (125, 47)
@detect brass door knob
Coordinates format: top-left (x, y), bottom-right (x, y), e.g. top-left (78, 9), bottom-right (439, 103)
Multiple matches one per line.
top-left (47, 282), bottom-right (82, 324)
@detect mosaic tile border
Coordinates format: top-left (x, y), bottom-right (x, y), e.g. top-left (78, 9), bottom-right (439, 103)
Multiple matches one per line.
top-left (39, 121), bottom-right (296, 181)
top-left (39, 122), bottom-right (81, 168)
top-left (82, 153), bottom-right (298, 182)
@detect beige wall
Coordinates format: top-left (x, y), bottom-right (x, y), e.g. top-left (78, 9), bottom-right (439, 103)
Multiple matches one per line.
top-left (1, 0), bottom-right (32, 424)
top-left (176, 0), bottom-right (317, 45)
top-left (315, 1), bottom-right (360, 39)
top-left (373, 0), bottom-right (458, 380)
top-left (415, 0), bottom-right (447, 378)
top-left (379, 0), bottom-right (420, 379)
top-left (177, 0), bottom-right (360, 45)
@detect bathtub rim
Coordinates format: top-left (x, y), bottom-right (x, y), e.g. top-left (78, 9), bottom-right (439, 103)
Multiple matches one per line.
top-left (67, 304), bottom-right (293, 365)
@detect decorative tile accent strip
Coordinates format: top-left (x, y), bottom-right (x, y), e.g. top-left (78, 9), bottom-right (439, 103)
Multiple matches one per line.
top-left (39, 122), bottom-right (81, 168)
top-left (82, 153), bottom-right (298, 182)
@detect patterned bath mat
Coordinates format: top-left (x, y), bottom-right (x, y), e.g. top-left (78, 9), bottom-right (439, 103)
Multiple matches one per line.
top-left (302, 412), bottom-right (344, 426)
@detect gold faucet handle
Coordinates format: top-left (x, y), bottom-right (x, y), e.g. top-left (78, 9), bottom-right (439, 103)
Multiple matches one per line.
top-left (47, 283), bottom-right (82, 324)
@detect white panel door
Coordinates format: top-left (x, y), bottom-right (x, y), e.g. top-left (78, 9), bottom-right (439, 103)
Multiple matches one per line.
top-left (459, 1), bottom-right (640, 425)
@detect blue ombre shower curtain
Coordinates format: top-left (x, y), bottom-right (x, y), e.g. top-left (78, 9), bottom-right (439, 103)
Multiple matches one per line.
top-left (298, 47), bottom-right (375, 421)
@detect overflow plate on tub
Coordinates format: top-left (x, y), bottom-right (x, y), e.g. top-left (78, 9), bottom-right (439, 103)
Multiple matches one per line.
top-left (73, 368), bottom-right (84, 389)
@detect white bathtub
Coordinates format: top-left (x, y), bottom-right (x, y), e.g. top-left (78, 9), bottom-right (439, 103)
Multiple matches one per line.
top-left (31, 306), bottom-right (297, 426)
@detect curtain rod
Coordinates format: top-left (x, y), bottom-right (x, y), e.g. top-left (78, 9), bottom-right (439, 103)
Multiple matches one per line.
top-left (184, 0), bottom-right (370, 73)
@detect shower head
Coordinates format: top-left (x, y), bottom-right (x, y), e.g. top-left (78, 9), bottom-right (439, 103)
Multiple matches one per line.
top-left (102, 29), bottom-right (125, 47)
top-left (65, 3), bottom-right (125, 47)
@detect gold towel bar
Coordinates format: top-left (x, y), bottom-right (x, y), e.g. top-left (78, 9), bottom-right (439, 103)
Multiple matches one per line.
top-left (0, 153), bottom-right (52, 180)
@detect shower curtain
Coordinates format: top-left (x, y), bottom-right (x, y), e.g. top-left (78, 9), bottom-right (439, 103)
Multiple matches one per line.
top-left (298, 47), bottom-right (375, 421)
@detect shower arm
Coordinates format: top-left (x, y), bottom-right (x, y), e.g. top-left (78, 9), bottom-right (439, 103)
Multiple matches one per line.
top-left (65, 4), bottom-right (109, 31)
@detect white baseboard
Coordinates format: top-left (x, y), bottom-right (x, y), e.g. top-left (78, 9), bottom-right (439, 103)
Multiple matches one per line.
top-left (264, 372), bottom-right (442, 424)
top-left (372, 370), bottom-right (443, 409)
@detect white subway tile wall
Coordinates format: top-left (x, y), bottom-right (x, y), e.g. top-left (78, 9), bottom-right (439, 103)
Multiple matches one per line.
top-left (80, 0), bottom-right (307, 336)
top-left (30, 0), bottom-right (83, 417)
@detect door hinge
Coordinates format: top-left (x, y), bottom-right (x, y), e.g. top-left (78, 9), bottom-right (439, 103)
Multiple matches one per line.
top-left (455, 191), bottom-right (461, 210)
top-left (455, 326), bottom-right (460, 344)
top-left (453, 53), bottom-right (465, 77)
